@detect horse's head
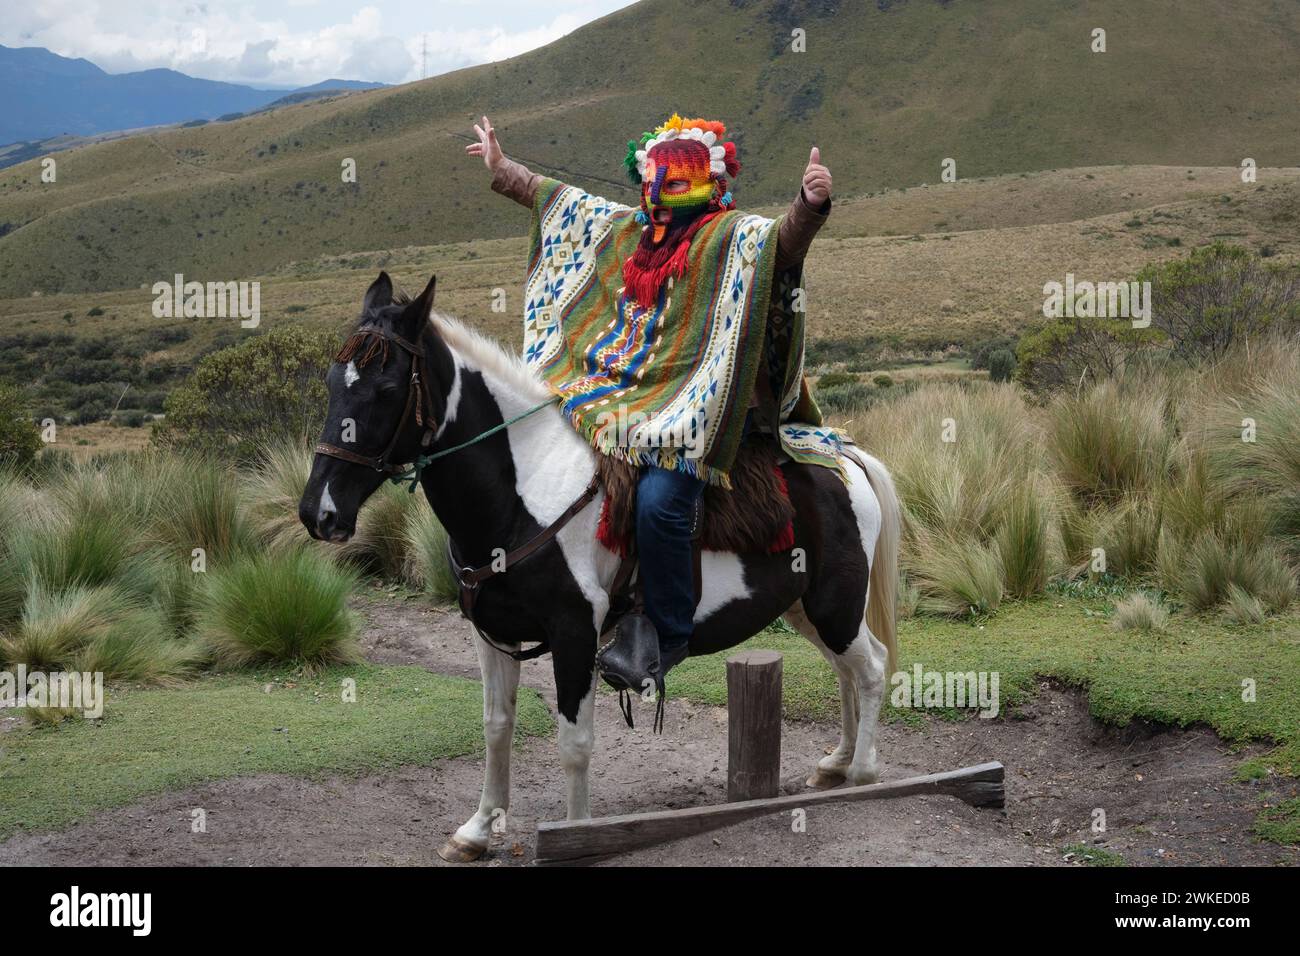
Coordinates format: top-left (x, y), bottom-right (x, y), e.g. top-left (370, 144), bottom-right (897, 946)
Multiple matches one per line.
top-left (299, 271), bottom-right (441, 542)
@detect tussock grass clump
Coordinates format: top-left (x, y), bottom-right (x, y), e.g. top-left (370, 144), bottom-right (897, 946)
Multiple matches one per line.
top-left (245, 440), bottom-right (316, 553)
top-left (994, 479), bottom-right (1056, 598)
top-left (1223, 584), bottom-right (1268, 626)
top-left (0, 507), bottom-right (163, 624)
top-left (342, 482), bottom-right (422, 579)
top-left (1048, 379), bottom-right (1176, 503)
top-left (402, 504), bottom-right (458, 603)
top-left (912, 532), bottom-right (1003, 618)
top-left (1168, 532), bottom-right (1295, 612)
top-left (851, 382), bottom-right (1058, 613)
top-left (0, 582), bottom-right (195, 682)
top-left (195, 548), bottom-right (360, 668)
top-left (1111, 592), bottom-right (1170, 633)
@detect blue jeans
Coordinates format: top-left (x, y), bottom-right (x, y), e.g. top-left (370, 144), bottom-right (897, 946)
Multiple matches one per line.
top-left (637, 466), bottom-right (706, 650)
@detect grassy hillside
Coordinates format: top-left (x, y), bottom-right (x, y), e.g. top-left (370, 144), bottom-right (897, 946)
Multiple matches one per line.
top-left (0, 0), bottom-right (1297, 298)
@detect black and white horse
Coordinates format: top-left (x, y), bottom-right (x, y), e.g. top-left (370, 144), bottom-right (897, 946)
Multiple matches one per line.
top-left (300, 273), bottom-right (901, 862)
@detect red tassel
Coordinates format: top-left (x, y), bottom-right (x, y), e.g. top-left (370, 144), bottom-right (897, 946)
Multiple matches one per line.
top-left (767, 464), bottom-right (795, 552)
top-left (596, 498), bottom-right (629, 556)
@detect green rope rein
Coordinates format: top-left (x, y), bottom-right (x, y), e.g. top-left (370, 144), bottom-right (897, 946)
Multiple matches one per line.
top-left (389, 397), bottom-right (559, 492)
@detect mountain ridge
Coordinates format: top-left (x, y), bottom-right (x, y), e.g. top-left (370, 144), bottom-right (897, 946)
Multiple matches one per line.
top-left (1, 0), bottom-right (1296, 298)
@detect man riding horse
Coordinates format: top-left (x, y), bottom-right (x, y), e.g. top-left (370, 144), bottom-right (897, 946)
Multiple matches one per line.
top-left (467, 112), bottom-right (833, 699)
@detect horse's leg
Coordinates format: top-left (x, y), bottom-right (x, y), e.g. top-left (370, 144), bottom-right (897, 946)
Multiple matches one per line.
top-left (439, 638), bottom-right (521, 863)
top-left (835, 622), bottom-right (889, 786)
top-left (786, 602), bottom-right (858, 789)
top-left (551, 625), bottom-right (599, 821)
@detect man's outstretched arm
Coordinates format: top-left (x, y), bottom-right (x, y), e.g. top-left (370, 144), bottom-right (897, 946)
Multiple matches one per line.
top-left (775, 146), bottom-right (832, 272)
top-left (466, 115), bottom-right (541, 208)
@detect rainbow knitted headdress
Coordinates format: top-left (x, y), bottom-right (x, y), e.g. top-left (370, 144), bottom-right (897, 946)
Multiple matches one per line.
top-left (624, 114), bottom-right (741, 195)
top-left (620, 114), bottom-right (742, 305)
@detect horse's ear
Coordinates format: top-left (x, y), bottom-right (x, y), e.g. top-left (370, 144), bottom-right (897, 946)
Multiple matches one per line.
top-left (403, 274), bottom-right (437, 324)
top-left (363, 272), bottom-right (393, 313)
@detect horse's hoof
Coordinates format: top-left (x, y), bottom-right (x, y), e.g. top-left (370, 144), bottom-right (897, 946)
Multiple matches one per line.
top-left (437, 836), bottom-right (486, 863)
top-left (805, 767), bottom-right (846, 790)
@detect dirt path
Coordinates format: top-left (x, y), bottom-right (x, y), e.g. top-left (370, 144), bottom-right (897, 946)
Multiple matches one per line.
top-left (1, 598), bottom-right (1291, 866)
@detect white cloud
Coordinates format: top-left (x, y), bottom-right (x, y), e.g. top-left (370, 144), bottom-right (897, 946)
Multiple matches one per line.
top-left (1, 0), bottom-right (634, 88)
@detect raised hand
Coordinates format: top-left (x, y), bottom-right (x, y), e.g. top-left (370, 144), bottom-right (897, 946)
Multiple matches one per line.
top-left (465, 115), bottom-right (505, 173)
top-left (802, 146), bottom-right (832, 206)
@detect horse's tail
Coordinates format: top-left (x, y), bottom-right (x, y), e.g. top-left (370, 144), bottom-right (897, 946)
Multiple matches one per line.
top-left (856, 450), bottom-right (901, 678)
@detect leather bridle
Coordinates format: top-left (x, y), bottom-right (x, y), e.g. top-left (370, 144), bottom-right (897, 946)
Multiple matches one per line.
top-left (314, 328), bottom-right (438, 476)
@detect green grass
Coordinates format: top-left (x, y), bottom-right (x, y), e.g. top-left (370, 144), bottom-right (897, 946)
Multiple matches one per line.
top-left (1063, 842), bottom-right (1128, 867)
top-left (666, 597), bottom-right (1300, 841)
top-left (1253, 798), bottom-right (1300, 845)
top-left (0, 663), bottom-right (553, 839)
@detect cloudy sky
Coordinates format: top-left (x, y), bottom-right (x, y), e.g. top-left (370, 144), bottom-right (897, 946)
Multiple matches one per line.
top-left (3, 0), bottom-right (639, 87)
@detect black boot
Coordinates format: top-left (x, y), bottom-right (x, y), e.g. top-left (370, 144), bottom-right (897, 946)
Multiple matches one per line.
top-left (597, 612), bottom-right (659, 696)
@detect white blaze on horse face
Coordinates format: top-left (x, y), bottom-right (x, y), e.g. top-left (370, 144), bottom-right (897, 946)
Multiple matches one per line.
top-left (694, 551), bottom-right (750, 623)
top-left (344, 361), bottom-right (360, 388)
top-left (318, 482), bottom-right (337, 524)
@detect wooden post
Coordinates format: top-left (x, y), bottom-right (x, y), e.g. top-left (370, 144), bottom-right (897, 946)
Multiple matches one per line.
top-left (726, 649), bottom-right (783, 802)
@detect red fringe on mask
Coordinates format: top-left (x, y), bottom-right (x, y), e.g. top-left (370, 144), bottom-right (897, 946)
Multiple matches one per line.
top-left (622, 209), bottom-right (724, 307)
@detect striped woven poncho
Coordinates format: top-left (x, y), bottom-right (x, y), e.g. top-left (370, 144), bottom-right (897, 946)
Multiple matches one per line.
top-left (522, 177), bottom-right (846, 487)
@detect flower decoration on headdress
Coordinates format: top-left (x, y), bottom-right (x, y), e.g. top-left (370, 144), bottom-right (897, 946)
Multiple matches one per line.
top-left (624, 113), bottom-right (741, 187)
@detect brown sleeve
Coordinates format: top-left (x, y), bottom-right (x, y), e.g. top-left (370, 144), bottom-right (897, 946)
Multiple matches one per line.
top-left (490, 156), bottom-right (542, 208)
top-left (774, 188), bottom-right (831, 272)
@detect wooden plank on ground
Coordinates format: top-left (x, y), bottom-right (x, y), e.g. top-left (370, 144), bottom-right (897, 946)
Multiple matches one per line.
top-left (535, 761), bottom-right (1005, 865)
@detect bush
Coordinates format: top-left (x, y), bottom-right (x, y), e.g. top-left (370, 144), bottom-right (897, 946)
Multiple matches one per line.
top-left (195, 548), bottom-right (360, 668)
top-left (816, 380), bottom-right (877, 414)
top-left (817, 371), bottom-right (858, 389)
top-left (987, 349), bottom-right (1015, 383)
top-left (1137, 242), bottom-right (1299, 364)
top-left (154, 324), bottom-right (339, 462)
top-left (0, 380), bottom-right (42, 471)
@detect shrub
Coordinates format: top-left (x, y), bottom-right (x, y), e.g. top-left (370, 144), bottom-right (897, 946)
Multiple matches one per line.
top-left (196, 548), bottom-right (360, 668)
top-left (987, 349), bottom-right (1015, 383)
top-left (817, 371), bottom-right (858, 389)
top-left (816, 380), bottom-right (877, 414)
top-left (968, 336), bottom-right (1018, 371)
top-left (1111, 592), bottom-right (1170, 633)
top-left (0, 380), bottom-right (42, 471)
top-left (154, 324), bottom-right (339, 462)
top-left (1016, 315), bottom-right (1163, 393)
top-left (1137, 242), bottom-right (1299, 364)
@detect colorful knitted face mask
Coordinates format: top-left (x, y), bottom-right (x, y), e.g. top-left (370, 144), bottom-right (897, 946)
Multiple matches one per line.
top-left (641, 140), bottom-right (717, 244)
top-left (621, 114), bottom-right (742, 305)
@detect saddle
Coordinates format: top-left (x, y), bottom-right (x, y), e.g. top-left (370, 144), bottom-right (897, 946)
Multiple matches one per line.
top-left (595, 437), bottom-right (796, 639)
top-left (594, 437), bottom-right (796, 558)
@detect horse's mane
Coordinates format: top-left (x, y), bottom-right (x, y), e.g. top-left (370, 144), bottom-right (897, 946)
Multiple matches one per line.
top-left (427, 309), bottom-right (554, 403)
top-left (371, 287), bottom-right (552, 403)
